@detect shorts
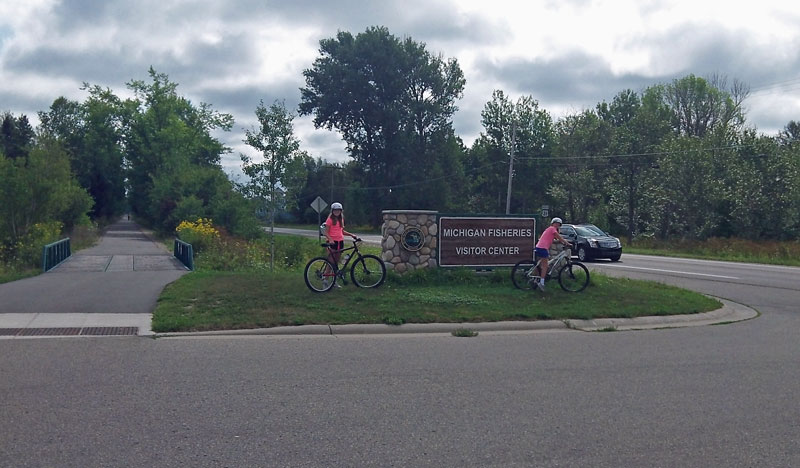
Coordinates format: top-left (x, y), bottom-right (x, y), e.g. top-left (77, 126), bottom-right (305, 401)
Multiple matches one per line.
top-left (534, 247), bottom-right (550, 259)
top-left (329, 240), bottom-right (345, 251)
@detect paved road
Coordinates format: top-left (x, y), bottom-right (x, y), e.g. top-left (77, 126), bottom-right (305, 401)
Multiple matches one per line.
top-left (1, 230), bottom-right (799, 466)
top-left (270, 226), bottom-right (382, 246)
top-left (0, 218), bottom-right (187, 334)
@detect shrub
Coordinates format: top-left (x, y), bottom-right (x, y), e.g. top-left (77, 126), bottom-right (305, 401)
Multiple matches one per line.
top-left (176, 218), bottom-right (220, 253)
top-left (9, 221), bottom-right (63, 268)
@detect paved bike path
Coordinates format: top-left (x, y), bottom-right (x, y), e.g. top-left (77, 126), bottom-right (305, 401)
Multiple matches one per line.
top-left (0, 218), bottom-right (188, 336)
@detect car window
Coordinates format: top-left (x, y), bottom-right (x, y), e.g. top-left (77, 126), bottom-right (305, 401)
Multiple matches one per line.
top-left (575, 225), bottom-right (606, 236)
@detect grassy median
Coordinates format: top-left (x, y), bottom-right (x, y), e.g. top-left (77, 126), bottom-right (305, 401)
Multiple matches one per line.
top-left (152, 268), bottom-right (720, 333)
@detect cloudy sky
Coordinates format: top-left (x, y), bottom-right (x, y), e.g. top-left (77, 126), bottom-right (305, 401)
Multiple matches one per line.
top-left (2, 0), bottom-right (799, 179)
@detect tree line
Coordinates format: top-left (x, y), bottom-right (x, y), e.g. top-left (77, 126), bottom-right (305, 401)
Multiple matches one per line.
top-left (2, 26), bottom-right (799, 270)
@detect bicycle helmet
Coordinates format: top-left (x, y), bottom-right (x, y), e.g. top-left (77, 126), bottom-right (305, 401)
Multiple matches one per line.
top-left (551, 217), bottom-right (563, 225)
top-left (331, 202), bottom-right (343, 210)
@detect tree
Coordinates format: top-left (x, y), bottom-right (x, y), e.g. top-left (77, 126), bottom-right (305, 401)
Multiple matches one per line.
top-left (476, 90), bottom-right (553, 214)
top-left (778, 120), bottom-right (800, 147)
top-left (1, 112), bottom-right (35, 160)
top-left (242, 100), bottom-right (304, 271)
top-left (598, 88), bottom-right (671, 242)
top-left (124, 68), bottom-right (235, 232)
top-left (0, 137), bottom-right (92, 247)
top-left (661, 74), bottom-right (749, 138)
top-left (39, 87), bottom-right (128, 220)
top-left (548, 110), bottom-right (612, 223)
top-left (299, 26), bottom-right (465, 221)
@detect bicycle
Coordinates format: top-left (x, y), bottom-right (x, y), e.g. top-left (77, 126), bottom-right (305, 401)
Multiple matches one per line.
top-left (304, 238), bottom-right (387, 292)
top-left (511, 244), bottom-right (590, 292)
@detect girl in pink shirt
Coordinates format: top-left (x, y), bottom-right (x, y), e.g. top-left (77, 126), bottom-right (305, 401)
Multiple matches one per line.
top-left (534, 217), bottom-right (571, 289)
top-left (325, 202), bottom-right (357, 266)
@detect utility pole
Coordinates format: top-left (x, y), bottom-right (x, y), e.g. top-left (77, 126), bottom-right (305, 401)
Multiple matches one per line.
top-left (505, 119), bottom-right (516, 214)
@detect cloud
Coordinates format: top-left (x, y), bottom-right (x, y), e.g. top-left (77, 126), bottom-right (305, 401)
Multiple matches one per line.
top-left (2, 0), bottom-right (800, 170)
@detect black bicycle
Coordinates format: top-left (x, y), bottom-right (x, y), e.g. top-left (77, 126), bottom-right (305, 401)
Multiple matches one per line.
top-left (304, 238), bottom-right (386, 292)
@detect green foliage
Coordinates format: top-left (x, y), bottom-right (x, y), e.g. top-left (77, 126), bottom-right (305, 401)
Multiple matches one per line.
top-left (388, 266), bottom-right (494, 286)
top-left (193, 234), bottom-right (322, 272)
top-left (175, 218), bottom-right (220, 253)
top-left (15, 221), bottom-right (63, 267)
top-left (300, 26), bottom-right (467, 222)
top-left (124, 68), bottom-right (237, 234)
top-left (628, 236), bottom-right (800, 266)
top-left (242, 100), bottom-right (307, 270)
top-left (39, 88), bottom-right (128, 220)
top-left (0, 137), bottom-right (93, 267)
top-left (1, 112), bottom-right (35, 160)
top-left (152, 268), bottom-right (720, 333)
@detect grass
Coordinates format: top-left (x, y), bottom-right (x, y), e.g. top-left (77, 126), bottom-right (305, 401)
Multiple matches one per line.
top-left (0, 224), bottom-right (101, 285)
top-left (626, 237), bottom-right (800, 266)
top-left (0, 267), bottom-right (39, 285)
top-left (151, 268), bottom-right (721, 333)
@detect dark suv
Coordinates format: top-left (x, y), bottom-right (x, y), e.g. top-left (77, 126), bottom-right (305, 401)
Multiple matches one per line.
top-left (559, 224), bottom-right (622, 262)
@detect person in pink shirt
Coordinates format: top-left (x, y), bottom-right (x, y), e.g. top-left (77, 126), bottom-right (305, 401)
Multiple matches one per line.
top-left (534, 217), bottom-right (572, 290)
top-left (324, 202), bottom-right (357, 267)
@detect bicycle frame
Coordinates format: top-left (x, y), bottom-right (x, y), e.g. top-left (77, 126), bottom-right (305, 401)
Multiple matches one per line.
top-left (325, 240), bottom-right (362, 273)
top-left (531, 248), bottom-right (571, 279)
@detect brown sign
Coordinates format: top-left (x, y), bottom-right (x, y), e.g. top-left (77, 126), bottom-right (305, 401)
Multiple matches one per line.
top-left (438, 217), bottom-right (536, 267)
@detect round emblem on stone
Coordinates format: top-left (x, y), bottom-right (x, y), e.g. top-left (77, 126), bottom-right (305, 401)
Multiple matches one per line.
top-left (401, 227), bottom-right (425, 252)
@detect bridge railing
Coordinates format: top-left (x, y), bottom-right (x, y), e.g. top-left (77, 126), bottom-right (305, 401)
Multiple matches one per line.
top-left (174, 239), bottom-right (194, 271)
top-left (42, 238), bottom-right (71, 272)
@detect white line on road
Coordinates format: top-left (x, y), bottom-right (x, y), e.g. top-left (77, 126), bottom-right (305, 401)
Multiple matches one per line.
top-left (597, 264), bottom-right (740, 279)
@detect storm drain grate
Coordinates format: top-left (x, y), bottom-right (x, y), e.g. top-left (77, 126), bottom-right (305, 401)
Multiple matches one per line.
top-left (80, 327), bottom-right (138, 336)
top-left (21, 328), bottom-right (82, 336)
top-left (0, 327), bottom-right (139, 337)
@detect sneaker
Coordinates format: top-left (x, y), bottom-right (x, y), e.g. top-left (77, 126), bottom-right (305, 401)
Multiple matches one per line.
top-left (335, 282), bottom-right (342, 289)
top-left (537, 281), bottom-right (545, 291)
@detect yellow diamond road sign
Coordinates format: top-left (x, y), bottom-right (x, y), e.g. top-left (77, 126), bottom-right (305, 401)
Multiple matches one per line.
top-left (311, 196), bottom-right (328, 214)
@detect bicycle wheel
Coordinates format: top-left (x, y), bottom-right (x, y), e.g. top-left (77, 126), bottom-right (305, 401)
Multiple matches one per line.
top-left (558, 262), bottom-right (590, 292)
top-left (304, 257), bottom-right (336, 292)
top-left (511, 261), bottom-right (538, 290)
top-left (350, 254), bottom-right (386, 288)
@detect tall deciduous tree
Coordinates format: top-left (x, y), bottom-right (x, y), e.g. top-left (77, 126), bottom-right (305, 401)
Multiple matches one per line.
top-left (598, 88), bottom-right (671, 241)
top-left (476, 90), bottom-right (553, 214)
top-left (661, 74), bottom-right (749, 138)
top-left (39, 87), bottom-right (128, 220)
top-left (548, 110), bottom-right (612, 223)
top-left (124, 68), bottom-right (234, 231)
top-left (299, 26), bottom-right (465, 219)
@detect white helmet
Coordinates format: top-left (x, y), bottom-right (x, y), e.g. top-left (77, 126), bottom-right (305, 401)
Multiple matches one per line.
top-left (331, 202), bottom-right (343, 210)
top-left (551, 217), bottom-right (563, 225)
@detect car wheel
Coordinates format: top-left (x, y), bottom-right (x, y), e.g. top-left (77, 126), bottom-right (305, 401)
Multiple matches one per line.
top-left (610, 255), bottom-right (621, 262)
top-left (578, 246), bottom-right (589, 262)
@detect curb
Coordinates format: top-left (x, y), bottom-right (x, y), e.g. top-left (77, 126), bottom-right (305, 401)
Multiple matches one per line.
top-left (153, 296), bottom-right (757, 338)
top-left (564, 297), bottom-right (758, 331)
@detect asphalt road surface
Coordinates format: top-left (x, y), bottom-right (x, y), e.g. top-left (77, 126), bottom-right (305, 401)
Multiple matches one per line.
top-left (2, 242), bottom-right (798, 467)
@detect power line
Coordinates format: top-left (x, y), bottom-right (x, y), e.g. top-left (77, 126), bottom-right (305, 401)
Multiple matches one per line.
top-left (329, 142), bottom-right (773, 192)
top-left (516, 143), bottom-right (759, 162)
top-left (331, 160), bottom-right (508, 192)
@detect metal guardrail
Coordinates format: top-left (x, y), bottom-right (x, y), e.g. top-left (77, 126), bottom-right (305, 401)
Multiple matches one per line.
top-left (174, 239), bottom-right (194, 271)
top-left (42, 238), bottom-right (71, 272)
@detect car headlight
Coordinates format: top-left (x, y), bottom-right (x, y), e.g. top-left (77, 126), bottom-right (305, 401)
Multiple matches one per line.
top-left (588, 238), bottom-right (598, 247)
top-left (614, 238), bottom-right (621, 248)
